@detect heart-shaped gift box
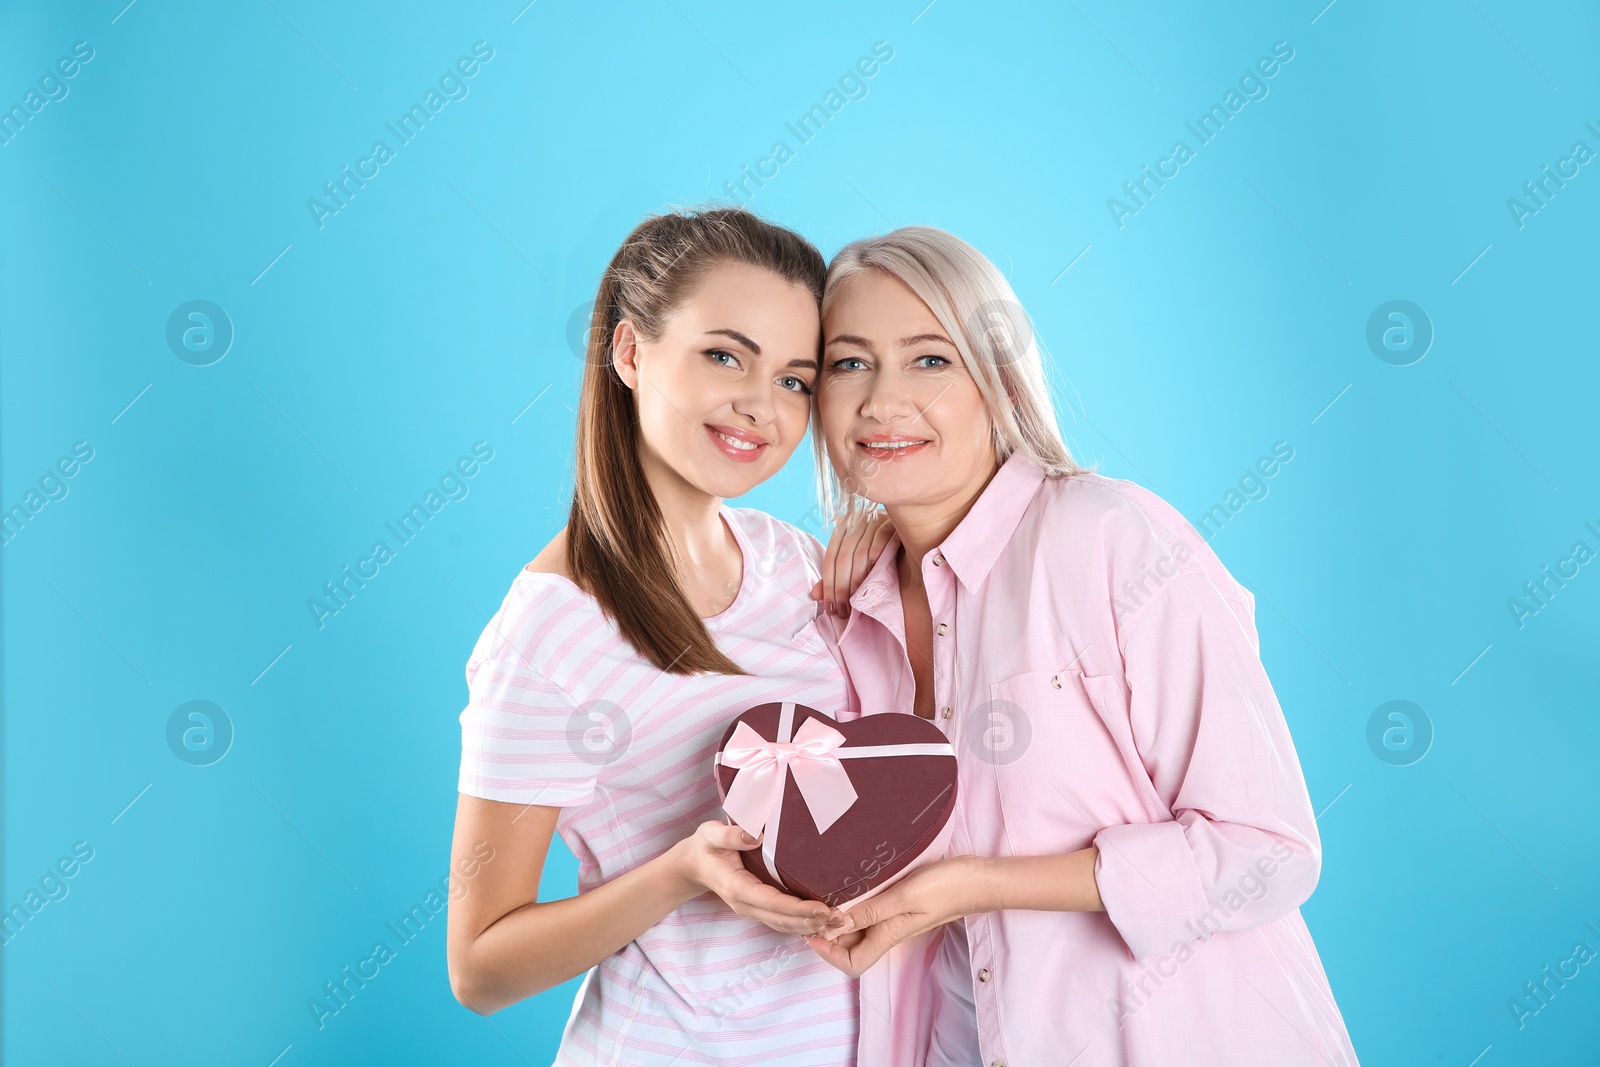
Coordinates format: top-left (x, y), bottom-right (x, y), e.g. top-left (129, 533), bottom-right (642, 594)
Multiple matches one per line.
top-left (713, 701), bottom-right (958, 911)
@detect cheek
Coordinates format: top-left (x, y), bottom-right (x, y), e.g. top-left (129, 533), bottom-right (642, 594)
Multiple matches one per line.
top-left (634, 407), bottom-right (673, 461)
top-left (773, 393), bottom-right (813, 448)
top-left (646, 357), bottom-right (714, 420)
top-left (932, 383), bottom-right (992, 448)
top-left (816, 386), bottom-right (851, 444)
top-left (635, 380), bottom-right (698, 454)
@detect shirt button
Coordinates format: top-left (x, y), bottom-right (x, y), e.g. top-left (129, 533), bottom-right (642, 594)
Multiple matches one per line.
top-left (940, 706), bottom-right (952, 719)
top-left (1051, 675), bottom-right (1063, 689)
top-left (936, 623), bottom-right (949, 636)
top-left (977, 967), bottom-right (990, 982)
top-left (932, 553), bottom-right (944, 567)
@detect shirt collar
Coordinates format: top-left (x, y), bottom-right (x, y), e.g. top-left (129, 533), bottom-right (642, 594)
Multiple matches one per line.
top-left (936, 449), bottom-right (1049, 590)
top-left (847, 449), bottom-right (1050, 608)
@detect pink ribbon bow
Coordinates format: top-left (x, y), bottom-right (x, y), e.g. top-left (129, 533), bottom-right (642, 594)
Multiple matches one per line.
top-left (721, 717), bottom-right (859, 837)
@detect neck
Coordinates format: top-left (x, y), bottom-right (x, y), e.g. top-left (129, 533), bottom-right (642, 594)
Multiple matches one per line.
top-left (639, 449), bottom-right (734, 575)
top-left (887, 458), bottom-right (1002, 571)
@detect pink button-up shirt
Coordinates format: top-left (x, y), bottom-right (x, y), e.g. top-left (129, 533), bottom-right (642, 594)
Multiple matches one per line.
top-left (821, 450), bottom-right (1360, 1067)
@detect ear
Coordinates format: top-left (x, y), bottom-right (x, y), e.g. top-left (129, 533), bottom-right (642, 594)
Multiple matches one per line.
top-left (611, 319), bottom-right (642, 391)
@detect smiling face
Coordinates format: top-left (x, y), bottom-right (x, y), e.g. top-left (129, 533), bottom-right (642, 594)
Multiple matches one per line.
top-left (818, 269), bottom-right (997, 514)
top-left (612, 259), bottom-right (821, 503)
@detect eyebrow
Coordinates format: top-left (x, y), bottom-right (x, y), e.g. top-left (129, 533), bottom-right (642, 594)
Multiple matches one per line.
top-left (706, 329), bottom-right (819, 371)
top-left (824, 332), bottom-right (955, 351)
top-left (706, 328), bottom-right (760, 355)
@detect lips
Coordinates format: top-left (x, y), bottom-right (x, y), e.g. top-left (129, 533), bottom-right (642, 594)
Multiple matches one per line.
top-left (857, 433), bottom-right (932, 461)
top-left (705, 424), bottom-right (769, 463)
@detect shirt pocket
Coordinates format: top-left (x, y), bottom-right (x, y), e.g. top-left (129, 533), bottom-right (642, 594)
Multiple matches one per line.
top-left (982, 668), bottom-right (1168, 855)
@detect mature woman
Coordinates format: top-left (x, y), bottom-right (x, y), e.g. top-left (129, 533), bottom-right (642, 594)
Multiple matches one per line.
top-left (805, 227), bottom-right (1360, 1066)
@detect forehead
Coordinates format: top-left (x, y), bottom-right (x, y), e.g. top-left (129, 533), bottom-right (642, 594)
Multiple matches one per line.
top-left (667, 260), bottom-right (819, 339)
top-left (824, 270), bottom-right (941, 338)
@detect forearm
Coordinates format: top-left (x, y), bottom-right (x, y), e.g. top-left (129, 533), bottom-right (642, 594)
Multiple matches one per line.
top-left (457, 845), bottom-right (699, 1014)
top-left (967, 848), bottom-right (1105, 916)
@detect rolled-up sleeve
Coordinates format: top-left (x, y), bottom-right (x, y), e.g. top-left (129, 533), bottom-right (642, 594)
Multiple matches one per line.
top-left (1091, 569), bottom-right (1322, 964)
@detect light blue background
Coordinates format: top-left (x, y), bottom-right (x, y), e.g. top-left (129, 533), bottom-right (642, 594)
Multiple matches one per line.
top-left (3, 0), bottom-right (1597, 1064)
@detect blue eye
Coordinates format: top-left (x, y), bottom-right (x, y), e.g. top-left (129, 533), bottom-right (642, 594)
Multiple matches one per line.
top-left (914, 355), bottom-right (951, 369)
top-left (707, 348), bottom-right (739, 367)
top-left (829, 356), bottom-right (867, 372)
top-left (778, 376), bottom-right (815, 395)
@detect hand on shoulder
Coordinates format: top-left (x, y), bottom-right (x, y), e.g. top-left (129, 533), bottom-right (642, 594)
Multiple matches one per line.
top-left (810, 510), bottom-right (895, 618)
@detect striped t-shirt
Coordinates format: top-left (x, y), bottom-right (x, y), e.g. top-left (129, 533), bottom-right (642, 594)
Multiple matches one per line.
top-left (458, 506), bottom-right (859, 1066)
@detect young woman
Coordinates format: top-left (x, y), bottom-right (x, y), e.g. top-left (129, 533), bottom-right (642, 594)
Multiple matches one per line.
top-left (447, 207), bottom-right (885, 1065)
top-left (803, 227), bottom-right (1361, 1066)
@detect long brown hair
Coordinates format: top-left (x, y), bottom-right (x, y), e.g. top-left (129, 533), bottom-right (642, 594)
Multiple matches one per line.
top-left (568, 206), bottom-right (826, 675)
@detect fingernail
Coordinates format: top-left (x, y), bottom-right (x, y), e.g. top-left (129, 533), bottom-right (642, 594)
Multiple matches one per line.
top-left (739, 831), bottom-right (756, 844)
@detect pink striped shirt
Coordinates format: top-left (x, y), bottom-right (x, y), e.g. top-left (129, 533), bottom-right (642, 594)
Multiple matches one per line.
top-left (457, 507), bottom-right (858, 1066)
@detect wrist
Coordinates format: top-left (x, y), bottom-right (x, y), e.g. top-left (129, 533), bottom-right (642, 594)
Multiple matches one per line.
top-left (660, 837), bottom-right (704, 903)
top-left (956, 854), bottom-right (1004, 917)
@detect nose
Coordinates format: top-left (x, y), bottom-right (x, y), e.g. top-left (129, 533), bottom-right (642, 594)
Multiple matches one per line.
top-left (730, 375), bottom-right (777, 428)
top-left (859, 364), bottom-right (918, 426)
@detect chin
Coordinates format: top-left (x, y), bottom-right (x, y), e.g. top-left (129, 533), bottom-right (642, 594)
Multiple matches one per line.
top-left (704, 463), bottom-right (776, 499)
top-left (846, 469), bottom-right (927, 509)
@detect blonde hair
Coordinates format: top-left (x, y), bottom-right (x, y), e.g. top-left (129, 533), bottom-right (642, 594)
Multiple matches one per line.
top-left (816, 225), bottom-right (1091, 518)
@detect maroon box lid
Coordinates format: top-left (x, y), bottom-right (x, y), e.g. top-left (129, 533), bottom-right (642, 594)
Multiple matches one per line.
top-left (714, 701), bottom-right (958, 907)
